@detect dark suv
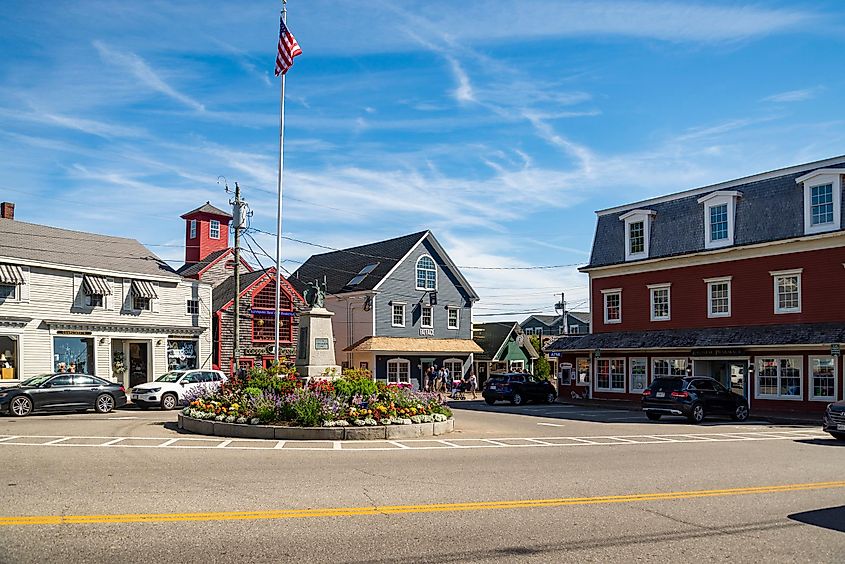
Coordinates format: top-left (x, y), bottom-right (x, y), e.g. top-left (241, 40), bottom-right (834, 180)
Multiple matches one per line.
top-left (482, 373), bottom-right (557, 406)
top-left (822, 400), bottom-right (845, 440)
top-left (642, 377), bottom-right (749, 424)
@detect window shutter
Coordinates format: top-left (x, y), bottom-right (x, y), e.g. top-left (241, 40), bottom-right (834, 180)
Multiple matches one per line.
top-left (19, 267), bottom-right (30, 303)
top-left (121, 279), bottom-right (131, 311)
top-left (106, 278), bottom-right (115, 311)
top-left (151, 282), bottom-right (160, 313)
top-left (72, 273), bottom-right (83, 307)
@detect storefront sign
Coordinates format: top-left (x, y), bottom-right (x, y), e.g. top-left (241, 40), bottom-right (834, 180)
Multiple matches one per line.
top-left (315, 338), bottom-right (330, 350)
top-left (420, 328), bottom-right (434, 336)
top-left (831, 344), bottom-right (841, 357)
top-left (694, 348), bottom-right (745, 357)
top-left (242, 346), bottom-right (295, 356)
top-left (249, 309), bottom-right (295, 316)
top-left (56, 330), bottom-right (92, 336)
top-left (548, 351), bottom-right (562, 358)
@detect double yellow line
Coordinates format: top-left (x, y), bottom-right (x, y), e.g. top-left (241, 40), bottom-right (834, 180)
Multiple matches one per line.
top-left (2, 481), bottom-right (842, 526)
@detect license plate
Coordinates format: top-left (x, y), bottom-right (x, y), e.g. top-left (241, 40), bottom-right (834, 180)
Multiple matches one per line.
top-left (837, 424), bottom-right (845, 431)
top-left (655, 392), bottom-right (665, 398)
top-left (131, 394), bottom-right (140, 399)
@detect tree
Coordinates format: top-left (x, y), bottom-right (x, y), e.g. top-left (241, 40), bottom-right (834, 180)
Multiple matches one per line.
top-left (530, 335), bottom-right (551, 379)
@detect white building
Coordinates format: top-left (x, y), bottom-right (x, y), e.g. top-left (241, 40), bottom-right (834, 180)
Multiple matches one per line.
top-left (0, 203), bottom-right (212, 387)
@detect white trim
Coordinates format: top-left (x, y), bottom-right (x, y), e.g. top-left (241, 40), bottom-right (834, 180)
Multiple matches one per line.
top-left (597, 154), bottom-right (845, 216)
top-left (414, 254), bottom-right (438, 292)
top-left (447, 307), bottom-right (460, 330)
top-left (771, 271), bottom-right (802, 314)
top-left (391, 303), bottom-right (406, 328)
top-left (443, 358), bottom-right (463, 378)
top-left (754, 356), bottom-right (803, 401)
top-left (0, 256), bottom-right (182, 284)
top-left (795, 168), bottom-right (845, 183)
top-left (386, 357), bottom-right (411, 384)
top-left (703, 276), bottom-right (733, 283)
top-left (600, 287), bottom-right (623, 294)
top-left (209, 220), bottom-right (221, 240)
top-left (706, 278), bottom-right (732, 318)
top-left (620, 210), bottom-right (655, 261)
top-left (649, 284), bottom-right (671, 322)
top-left (189, 219), bottom-right (197, 239)
top-left (420, 305), bottom-right (433, 328)
top-left (602, 290), bottom-right (622, 325)
top-left (808, 355), bottom-right (837, 402)
top-left (629, 357), bottom-right (648, 393)
top-left (698, 191), bottom-right (740, 250)
top-left (595, 357), bottom-right (626, 393)
top-left (800, 173), bottom-right (842, 235)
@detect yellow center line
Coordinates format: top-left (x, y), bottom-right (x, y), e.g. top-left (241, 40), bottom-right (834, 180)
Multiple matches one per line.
top-left (2, 481), bottom-right (842, 526)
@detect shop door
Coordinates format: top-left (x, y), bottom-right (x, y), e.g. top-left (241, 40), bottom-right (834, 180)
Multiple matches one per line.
top-left (477, 363), bottom-right (488, 387)
top-left (728, 362), bottom-right (747, 398)
top-left (129, 343), bottom-right (149, 387)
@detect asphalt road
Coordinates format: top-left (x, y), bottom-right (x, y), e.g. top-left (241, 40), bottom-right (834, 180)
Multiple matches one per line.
top-left (0, 401), bottom-right (842, 563)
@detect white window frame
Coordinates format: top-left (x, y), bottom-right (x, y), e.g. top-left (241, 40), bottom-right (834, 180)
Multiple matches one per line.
top-left (595, 358), bottom-right (626, 393)
top-left (704, 276), bottom-right (732, 318)
top-left (697, 191), bottom-right (741, 250)
top-left (796, 170), bottom-right (842, 235)
top-left (629, 357), bottom-right (648, 394)
top-left (447, 307), bottom-right (459, 330)
top-left (189, 219), bottom-right (197, 239)
top-left (209, 219), bottom-right (221, 240)
top-left (391, 302), bottom-right (406, 327)
top-left (755, 356), bottom-right (803, 400)
top-left (443, 358), bottom-right (463, 380)
top-left (421, 305), bottom-right (433, 328)
top-left (386, 358), bottom-right (411, 384)
top-left (648, 283), bottom-right (671, 322)
top-left (770, 269), bottom-right (802, 314)
top-left (509, 360), bottom-right (524, 372)
top-left (601, 288), bottom-right (622, 325)
top-left (576, 357), bottom-right (590, 386)
top-left (619, 209), bottom-right (655, 261)
top-left (808, 355), bottom-right (837, 402)
top-left (415, 255), bottom-right (437, 291)
top-left (652, 357), bottom-right (688, 379)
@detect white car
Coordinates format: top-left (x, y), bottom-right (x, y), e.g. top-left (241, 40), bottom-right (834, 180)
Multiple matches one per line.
top-left (130, 370), bottom-right (227, 410)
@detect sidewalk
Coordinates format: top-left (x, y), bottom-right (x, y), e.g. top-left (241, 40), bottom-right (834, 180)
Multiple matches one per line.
top-left (555, 397), bottom-right (822, 426)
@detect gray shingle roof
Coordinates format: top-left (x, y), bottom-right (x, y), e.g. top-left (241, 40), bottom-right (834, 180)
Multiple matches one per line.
top-left (177, 248), bottom-right (231, 277)
top-left (0, 218), bottom-right (179, 279)
top-left (473, 322), bottom-right (518, 360)
top-left (588, 158), bottom-right (845, 269)
top-left (546, 322), bottom-right (845, 352)
top-left (212, 269), bottom-right (270, 311)
top-left (180, 202), bottom-right (232, 219)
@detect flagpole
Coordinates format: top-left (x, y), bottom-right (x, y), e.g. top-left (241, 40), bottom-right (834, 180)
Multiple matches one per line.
top-left (273, 0), bottom-right (287, 364)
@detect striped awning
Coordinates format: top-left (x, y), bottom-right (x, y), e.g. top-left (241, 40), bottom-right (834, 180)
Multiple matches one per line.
top-left (131, 279), bottom-right (158, 299)
top-left (82, 275), bottom-right (112, 296)
top-left (0, 264), bottom-right (24, 285)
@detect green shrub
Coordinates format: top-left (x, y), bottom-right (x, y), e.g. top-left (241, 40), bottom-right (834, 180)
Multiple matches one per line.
top-left (290, 390), bottom-right (323, 427)
top-left (335, 369), bottom-right (378, 398)
top-left (243, 387), bottom-right (263, 398)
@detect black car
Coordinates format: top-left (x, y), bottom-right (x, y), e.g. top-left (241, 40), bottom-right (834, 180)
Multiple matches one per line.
top-left (822, 401), bottom-right (845, 440)
top-left (482, 373), bottom-right (557, 406)
top-left (0, 373), bottom-right (128, 417)
top-left (641, 377), bottom-right (749, 424)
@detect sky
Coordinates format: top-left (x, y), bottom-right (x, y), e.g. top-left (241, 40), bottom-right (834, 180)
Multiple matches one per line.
top-left (1, 1), bottom-right (844, 320)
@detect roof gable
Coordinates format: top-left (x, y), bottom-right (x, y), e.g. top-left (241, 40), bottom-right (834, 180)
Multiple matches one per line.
top-left (180, 202), bottom-right (232, 219)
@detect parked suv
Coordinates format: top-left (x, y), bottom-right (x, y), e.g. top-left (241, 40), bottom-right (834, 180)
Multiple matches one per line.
top-left (131, 370), bottom-right (227, 410)
top-left (482, 373), bottom-right (557, 406)
top-left (822, 400), bottom-right (845, 440)
top-left (642, 377), bottom-right (749, 424)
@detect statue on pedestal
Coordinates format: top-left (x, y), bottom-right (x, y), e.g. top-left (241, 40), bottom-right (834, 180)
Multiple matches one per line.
top-left (304, 278), bottom-right (326, 309)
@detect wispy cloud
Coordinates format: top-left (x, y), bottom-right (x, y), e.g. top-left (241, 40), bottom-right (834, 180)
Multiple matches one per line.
top-left (92, 40), bottom-right (206, 112)
top-left (762, 87), bottom-right (823, 103)
top-left (447, 57), bottom-right (475, 103)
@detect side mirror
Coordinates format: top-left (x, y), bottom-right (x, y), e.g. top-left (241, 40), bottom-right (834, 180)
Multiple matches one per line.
top-left (180, 381), bottom-right (188, 386)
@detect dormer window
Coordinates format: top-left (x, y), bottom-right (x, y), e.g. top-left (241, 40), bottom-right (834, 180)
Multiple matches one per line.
top-left (697, 191), bottom-right (741, 250)
top-left (619, 209), bottom-right (655, 261)
top-left (796, 170), bottom-right (842, 235)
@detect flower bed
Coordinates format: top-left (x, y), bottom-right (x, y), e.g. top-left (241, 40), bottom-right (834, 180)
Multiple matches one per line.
top-left (181, 365), bottom-right (452, 429)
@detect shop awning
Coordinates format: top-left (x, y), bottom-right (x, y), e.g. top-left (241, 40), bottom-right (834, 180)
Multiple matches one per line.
top-left (0, 264), bottom-right (24, 285)
top-left (345, 336), bottom-right (482, 354)
top-left (131, 279), bottom-right (158, 299)
top-left (82, 275), bottom-right (112, 296)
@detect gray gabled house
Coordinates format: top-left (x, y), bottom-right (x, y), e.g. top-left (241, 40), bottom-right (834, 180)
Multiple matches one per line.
top-left (288, 231), bottom-right (481, 388)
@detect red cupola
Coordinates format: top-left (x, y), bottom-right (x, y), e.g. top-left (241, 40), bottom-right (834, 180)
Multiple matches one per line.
top-left (181, 202), bottom-right (233, 265)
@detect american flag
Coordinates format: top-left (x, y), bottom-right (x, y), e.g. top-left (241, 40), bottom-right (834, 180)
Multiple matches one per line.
top-left (274, 16), bottom-right (302, 77)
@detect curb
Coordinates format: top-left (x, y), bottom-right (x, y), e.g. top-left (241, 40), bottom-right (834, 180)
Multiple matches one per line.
top-left (178, 413), bottom-right (455, 440)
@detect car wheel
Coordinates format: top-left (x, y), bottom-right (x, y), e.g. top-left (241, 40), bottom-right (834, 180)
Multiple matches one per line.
top-left (646, 412), bottom-right (661, 421)
top-left (545, 392), bottom-right (557, 404)
top-left (511, 393), bottom-right (524, 406)
top-left (731, 404), bottom-right (749, 422)
top-left (688, 403), bottom-right (705, 424)
top-left (484, 398), bottom-right (496, 405)
top-left (160, 393), bottom-right (178, 411)
top-left (10, 396), bottom-right (32, 417)
top-left (828, 432), bottom-right (845, 441)
top-left (95, 394), bottom-right (115, 414)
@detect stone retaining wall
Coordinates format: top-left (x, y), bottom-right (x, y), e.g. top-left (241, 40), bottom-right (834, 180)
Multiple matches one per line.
top-left (178, 414), bottom-right (454, 440)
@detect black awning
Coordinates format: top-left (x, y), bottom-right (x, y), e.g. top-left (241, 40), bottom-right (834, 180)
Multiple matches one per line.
top-left (82, 275), bottom-right (112, 296)
top-left (0, 264), bottom-right (24, 285)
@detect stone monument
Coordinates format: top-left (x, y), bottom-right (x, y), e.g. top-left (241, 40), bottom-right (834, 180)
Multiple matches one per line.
top-left (296, 279), bottom-right (342, 379)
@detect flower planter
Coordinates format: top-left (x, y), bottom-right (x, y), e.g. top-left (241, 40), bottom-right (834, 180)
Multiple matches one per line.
top-left (177, 413), bottom-right (453, 441)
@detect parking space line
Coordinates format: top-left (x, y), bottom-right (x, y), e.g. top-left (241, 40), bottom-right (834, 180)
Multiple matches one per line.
top-left (274, 440), bottom-right (286, 449)
top-left (482, 439), bottom-right (510, 446)
top-left (537, 422), bottom-right (566, 427)
top-left (387, 441), bottom-right (411, 449)
top-left (437, 440), bottom-right (462, 448)
top-left (333, 441), bottom-right (341, 450)
top-left (568, 438), bottom-right (601, 445)
top-left (42, 437), bottom-right (72, 445)
top-left (216, 440), bottom-right (232, 448)
top-left (0, 436), bottom-right (20, 443)
top-left (606, 437), bottom-right (638, 443)
top-left (525, 438), bottom-right (556, 446)
top-left (159, 438), bottom-right (179, 447)
top-left (100, 438), bottom-right (125, 446)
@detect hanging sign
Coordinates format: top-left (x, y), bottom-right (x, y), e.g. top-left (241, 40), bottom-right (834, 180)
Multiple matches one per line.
top-left (831, 344), bottom-right (841, 357)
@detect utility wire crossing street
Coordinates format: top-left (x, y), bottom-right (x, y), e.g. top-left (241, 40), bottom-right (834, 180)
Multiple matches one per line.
top-left (0, 428), bottom-right (827, 452)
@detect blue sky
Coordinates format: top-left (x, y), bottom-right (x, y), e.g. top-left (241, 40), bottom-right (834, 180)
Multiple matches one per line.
top-left (2, 1), bottom-right (844, 319)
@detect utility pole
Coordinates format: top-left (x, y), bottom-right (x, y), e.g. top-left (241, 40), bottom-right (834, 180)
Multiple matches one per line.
top-left (230, 182), bottom-right (246, 373)
top-left (561, 291), bottom-right (568, 335)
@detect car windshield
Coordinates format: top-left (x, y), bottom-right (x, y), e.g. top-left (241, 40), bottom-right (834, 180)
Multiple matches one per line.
top-left (650, 378), bottom-right (685, 392)
top-left (21, 374), bottom-right (55, 387)
top-left (155, 372), bottom-right (185, 383)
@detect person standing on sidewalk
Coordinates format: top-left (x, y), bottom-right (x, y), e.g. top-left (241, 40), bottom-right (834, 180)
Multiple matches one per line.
top-left (468, 369), bottom-right (478, 400)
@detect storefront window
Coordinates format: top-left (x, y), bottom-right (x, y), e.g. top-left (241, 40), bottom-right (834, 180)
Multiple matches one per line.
top-left (167, 340), bottom-right (198, 371)
top-left (652, 358), bottom-right (687, 378)
top-left (810, 356), bottom-right (835, 400)
top-left (596, 359), bottom-right (625, 392)
top-left (53, 336), bottom-right (94, 375)
top-left (576, 358), bottom-right (590, 386)
top-left (630, 358), bottom-right (647, 393)
top-left (0, 335), bottom-right (19, 380)
top-left (756, 357), bottom-right (802, 399)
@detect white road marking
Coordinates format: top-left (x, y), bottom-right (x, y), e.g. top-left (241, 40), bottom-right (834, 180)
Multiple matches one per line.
top-left (537, 422), bottom-right (565, 427)
top-left (0, 429), bottom-right (828, 452)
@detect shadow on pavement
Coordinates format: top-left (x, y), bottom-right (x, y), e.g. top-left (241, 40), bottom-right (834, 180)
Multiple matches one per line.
top-left (788, 506), bottom-right (845, 533)
top-left (793, 438), bottom-right (845, 447)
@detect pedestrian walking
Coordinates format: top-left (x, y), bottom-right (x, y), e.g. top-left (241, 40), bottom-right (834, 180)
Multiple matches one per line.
top-left (468, 369), bottom-right (478, 399)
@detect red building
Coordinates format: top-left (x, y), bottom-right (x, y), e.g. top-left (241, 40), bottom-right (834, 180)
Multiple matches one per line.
top-left (550, 155), bottom-right (845, 415)
top-left (177, 203), bottom-right (304, 373)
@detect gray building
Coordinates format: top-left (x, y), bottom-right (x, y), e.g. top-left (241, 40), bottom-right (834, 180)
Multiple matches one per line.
top-left (289, 231), bottom-right (481, 388)
top-left (521, 312), bottom-right (590, 337)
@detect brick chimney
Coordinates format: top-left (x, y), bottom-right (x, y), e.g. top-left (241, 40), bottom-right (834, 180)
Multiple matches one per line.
top-left (0, 202), bottom-right (14, 220)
